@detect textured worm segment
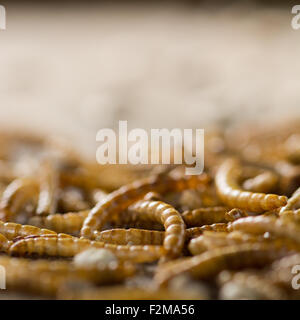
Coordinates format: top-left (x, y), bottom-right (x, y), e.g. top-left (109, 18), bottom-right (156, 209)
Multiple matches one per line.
top-left (129, 200), bottom-right (186, 259)
top-left (155, 243), bottom-right (289, 286)
top-left (29, 210), bottom-right (89, 235)
top-left (0, 220), bottom-right (56, 240)
top-left (215, 159), bottom-right (287, 212)
top-left (228, 216), bottom-right (300, 245)
top-left (9, 236), bottom-right (165, 263)
top-left (80, 173), bottom-right (209, 239)
top-left (182, 207), bottom-right (230, 227)
top-left (94, 228), bottom-right (165, 246)
top-left (0, 177), bottom-right (39, 221)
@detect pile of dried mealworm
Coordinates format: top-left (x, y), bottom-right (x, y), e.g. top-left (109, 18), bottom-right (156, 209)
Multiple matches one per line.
top-left (0, 122), bottom-right (299, 300)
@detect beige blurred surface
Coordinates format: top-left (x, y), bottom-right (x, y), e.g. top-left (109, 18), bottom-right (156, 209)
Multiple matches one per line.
top-left (0, 3), bottom-right (299, 156)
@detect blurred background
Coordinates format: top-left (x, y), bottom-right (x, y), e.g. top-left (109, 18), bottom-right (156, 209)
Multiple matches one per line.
top-left (0, 1), bottom-right (299, 156)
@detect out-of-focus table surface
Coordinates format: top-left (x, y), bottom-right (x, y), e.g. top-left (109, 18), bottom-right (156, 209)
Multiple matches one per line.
top-left (0, 3), bottom-right (299, 155)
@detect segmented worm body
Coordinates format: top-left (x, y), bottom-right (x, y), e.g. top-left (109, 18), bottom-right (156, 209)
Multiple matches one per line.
top-left (28, 210), bottom-right (89, 235)
top-left (182, 207), bottom-right (228, 227)
top-left (0, 220), bottom-right (56, 240)
top-left (215, 159), bottom-right (287, 212)
top-left (94, 228), bottom-right (165, 246)
top-left (81, 174), bottom-right (209, 239)
top-left (9, 235), bottom-right (165, 263)
top-left (129, 200), bottom-right (185, 259)
top-left (155, 243), bottom-right (289, 286)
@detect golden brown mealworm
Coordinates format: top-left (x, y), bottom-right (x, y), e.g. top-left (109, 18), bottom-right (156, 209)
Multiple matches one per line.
top-left (95, 226), bottom-right (225, 247)
top-left (155, 243), bottom-right (289, 286)
top-left (182, 207), bottom-right (231, 227)
top-left (228, 216), bottom-right (300, 245)
top-left (0, 177), bottom-right (39, 221)
top-left (129, 200), bottom-right (185, 259)
top-left (28, 210), bottom-right (89, 235)
top-left (218, 271), bottom-right (287, 300)
top-left (0, 220), bottom-right (56, 240)
top-left (215, 158), bottom-right (287, 212)
top-left (94, 228), bottom-right (165, 246)
top-left (9, 235), bottom-right (165, 263)
top-left (81, 173), bottom-right (208, 239)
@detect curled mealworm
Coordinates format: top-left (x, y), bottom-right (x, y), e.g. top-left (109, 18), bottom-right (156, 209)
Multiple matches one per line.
top-left (0, 177), bottom-right (39, 221)
top-left (9, 235), bottom-right (165, 263)
top-left (28, 210), bottom-right (89, 235)
top-left (228, 216), bottom-right (300, 245)
top-left (81, 173), bottom-right (208, 239)
top-left (128, 200), bottom-right (185, 259)
top-left (0, 220), bottom-right (56, 240)
top-left (215, 158), bottom-right (287, 212)
top-left (155, 243), bottom-right (289, 286)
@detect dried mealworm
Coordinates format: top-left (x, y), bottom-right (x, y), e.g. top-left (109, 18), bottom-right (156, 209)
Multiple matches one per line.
top-left (0, 177), bottom-right (39, 221)
top-left (94, 228), bottom-right (165, 246)
top-left (0, 220), bottom-right (56, 240)
top-left (129, 200), bottom-right (185, 259)
top-left (215, 158), bottom-right (287, 212)
top-left (155, 243), bottom-right (289, 286)
top-left (81, 173), bottom-right (208, 239)
top-left (182, 207), bottom-right (229, 227)
top-left (9, 235), bottom-right (165, 263)
top-left (28, 210), bottom-right (89, 235)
